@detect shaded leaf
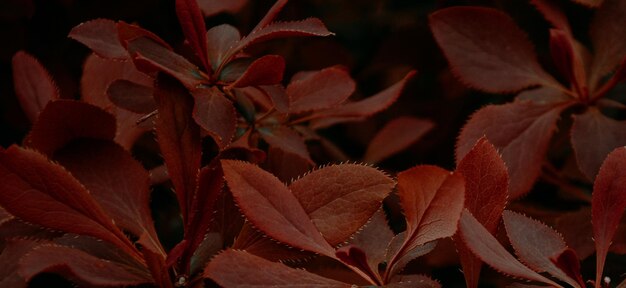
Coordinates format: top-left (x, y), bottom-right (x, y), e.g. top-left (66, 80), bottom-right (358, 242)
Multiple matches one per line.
top-left (230, 55), bottom-right (285, 88)
top-left (429, 7), bottom-right (557, 93)
top-left (554, 208), bottom-right (595, 260)
top-left (11, 51), bottom-right (60, 122)
top-left (206, 24), bottom-right (241, 71)
top-left (571, 108), bottom-right (626, 181)
top-left (176, 0), bottom-right (211, 73)
top-left (265, 146), bottom-right (313, 182)
top-left (589, 0), bottom-right (626, 86)
top-left (191, 87), bottom-right (236, 149)
top-left (551, 248), bottom-right (585, 288)
top-left (68, 19), bottom-right (127, 60)
top-left (204, 249), bottom-right (351, 287)
top-left (221, 160), bottom-right (335, 256)
top-left (388, 274), bottom-right (441, 288)
top-left (385, 232), bottom-right (437, 277)
top-left (0, 239), bottom-right (36, 288)
top-left (107, 79), bottom-right (156, 114)
top-left (197, 0), bottom-right (247, 17)
top-left (349, 210), bottom-right (394, 275)
top-left (259, 126), bottom-right (312, 164)
top-left (364, 117), bottom-right (433, 164)
top-left (286, 66), bottom-right (355, 113)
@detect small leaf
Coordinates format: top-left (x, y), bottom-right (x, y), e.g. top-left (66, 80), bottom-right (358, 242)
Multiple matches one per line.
top-left (221, 160), bottom-right (335, 256)
top-left (259, 126), bottom-right (312, 164)
top-left (229, 55), bottom-right (285, 88)
top-left (571, 108), bottom-right (626, 181)
top-left (289, 164), bottom-right (395, 246)
top-left (429, 7), bottom-right (557, 93)
top-left (206, 24), bottom-right (241, 71)
top-left (107, 79), bottom-right (156, 114)
top-left (176, 0), bottom-right (211, 73)
top-left (69, 19), bottom-right (127, 60)
top-left (592, 147), bottom-right (626, 284)
top-left (204, 249), bottom-right (351, 287)
top-left (364, 117), bottom-right (433, 164)
top-left (503, 210), bottom-right (580, 288)
top-left (458, 209), bottom-right (559, 286)
top-left (286, 66), bottom-right (355, 113)
top-left (457, 100), bottom-right (570, 199)
top-left (191, 87), bottom-right (236, 149)
top-left (11, 51), bottom-right (60, 122)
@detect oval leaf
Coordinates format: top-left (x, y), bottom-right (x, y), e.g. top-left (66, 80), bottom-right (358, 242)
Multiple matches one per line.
top-left (12, 51), bottom-right (60, 122)
top-left (191, 87), bottom-right (236, 149)
top-left (286, 66), bottom-right (355, 113)
top-left (69, 19), bottom-right (128, 60)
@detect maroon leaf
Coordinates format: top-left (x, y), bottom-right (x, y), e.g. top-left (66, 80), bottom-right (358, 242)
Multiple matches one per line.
top-left (531, 0), bottom-right (572, 35)
top-left (206, 24), bottom-right (241, 71)
top-left (154, 75), bottom-right (202, 224)
top-left (230, 55), bottom-right (285, 88)
top-left (265, 146), bottom-right (313, 182)
top-left (11, 51), bottom-right (60, 122)
top-left (221, 160), bottom-right (335, 256)
top-left (554, 208), bottom-right (595, 260)
top-left (387, 274), bottom-right (441, 288)
top-left (503, 210), bottom-right (580, 287)
top-left (349, 210), bottom-right (394, 275)
top-left (458, 209), bottom-right (559, 286)
top-left (289, 164), bottom-right (395, 246)
top-left (286, 66), bottom-right (355, 113)
top-left (364, 117), bottom-right (433, 164)
top-left (551, 248), bottom-right (585, 288)
top-left (335, 245), bottom-right (379, 284)
top-left (116, 21), bottom-right (173, 50)
top-left (0, 146), bottom-right (137, 257)
top-left (176, 0), bottom-right (211, 73)
top-left (0, 239), bottom-right (36, 287)
top-left (571, 108), bottom-right (626, 181)
top-left (429, 7), bottom-right (558, 93)
top-left (107, 79), bottom-right (156, 114)
top-left (385, 233), bottom-right (437, 278)
top-left (310, 71), bottom-right (416, 129)
top-left (204, 249), bottom-right (351, 287)
top-left (191, 87), bottom-right (236, 149)
top-left (592, 147), bottom-right (626, 284)
top-left (454, 137), bottom-right (509, 288)
top-left (69, 19), bottom-right (127, 60)
top-left (25, 100), bottom-right (116, 157)
top-left (589, 0), bottom-right (626, 88)
top-left (457, 100), bottom-right (570, 199)
top-left (197, 0), bottom-right (247, 17)
top-left (259, 126), bottom-right (312, 164)
top-left (231, 222), bottom-right (314, 262)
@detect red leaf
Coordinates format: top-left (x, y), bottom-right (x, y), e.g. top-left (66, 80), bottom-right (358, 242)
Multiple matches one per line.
top-left (592, 147), bottom-right (626, 284)
top-left (458, 209), bottom-right (559, 286)
top-left (54, 140), bottom-right (164, 255)
top-left (454, 138), bottom-right (509, 288)
top-left (286, 66), bottom-right (355, 113)
top-left (429, 7), bottom-right (558, 93)
top-left (387, 274), bottom-right (441, 288)
top-left (68, 19), bottom-right (128, 60)
top-left (176, 0), bottom-right (211, 73)
top-left (191, 87), bottom-right (236, 149)
top-left (571, 108), bottom-right (626, 181)
top-left (204, 249), bottom-right (351, 287)
top-left (265, 146), bottom-right (313, 182)
top-left (116, 21), bottom-right (173, 50)
top-left (206, 24), bottom-right (241, 71)
top-left (457, 100), bottom-right (570, 199)
top-left (503, 210), bottom-right (580, 287)
top-left (0, 146), bottom-right (136, 257)
top-left (385, 232), bottom-right (437, 277)
top-left (310, 71), bottom-right (415, 129)
top-left (107, 79), bottom-right (156, 114)
top-left (589, 0), bottom-right (626, 87)
top-left (259, 126), bottom-right (312, 164)
top-left (349, 210), bottom-right (394, 275)
top-left (289, 164), bottom-right (395, 246)
top-left (551, 248), bottom-right (585, 288)
top-left (230, 55), bottom-right (285, 88)
top-left (154, 75), bottom-right (202, 225)
top-left (364, 117), bottom-right (433, 164)
top-left (231, 222), bottom-right (314, 261)
top-left (554, 208), bottom-right (595, 260)
top-left (335, 245), bottom-right (379, 283)
top-left (11, 51), bottom-right (60, 123)
top-left (197, 0), bottom-right (247, 17)
top-left (127, 37), bottom-right (207, 89)
top-left (0, 239), bottom-right (36, 287)
top-left (25, 100), bottom-right (116, 157)
top-left (221, 160), bottom-right (335, 256)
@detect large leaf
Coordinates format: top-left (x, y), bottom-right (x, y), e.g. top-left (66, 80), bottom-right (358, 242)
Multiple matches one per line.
top-left (458, 209), bottom-right (559, 286)
top-left (364, 117), bottom-right (433, 164)
top-left (191, 87), bottom-right (236, 149)
top-left (286, 66), bottom-right (355, 113)
top-left (175, 0), bottom-right (211, 73)
top-left (230, 54), bottom-right (285, 88)
top-left (204, 249), bottom-right (351, 287)
top-left (589, 0), bottom-right (626, 88)
top-left (571, 108), bottom-right (626, 181)
top-left (503, 210), bottom-right (580, 288)
top-left (154, 75), bottom-right (202, 224)
top-left (11, 51), bottom-right (60, 122)
top-left (454, 138), bottom-right (509, 288)
top-left (221, 160), bottom-right (335, 256)
top-left (69, 19), bottom-right (127, 60)
top-left (592, 147), bottom-right (626, 284)
top-left (0, 146), bottom-right (136, 257)
top-left (429, 7), bottom-right (558, 93)
top-left (289, 164), bottom-right (395, 246)
top-left (457, 100), bottom-right (570, 199)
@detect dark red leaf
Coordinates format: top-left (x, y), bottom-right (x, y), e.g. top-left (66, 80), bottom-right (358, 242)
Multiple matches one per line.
top-left (176, 0), bottom-right (211, 73)
top-left (69, 19), bottom-right (127, 60)
top-left (571, 0), bottom-right (602, 7)
top-left (154, 75), bottom-right (202, 224)
top-left (206, 24), bottom-right (241, 71)
top-left (197, 0), bottom-right (247, 17)
top-left (454, 137), bottom-right (509, 288)
top-left (25, 100), bottom-right (116, 157)
top-left (457, 100), bottom-right (570, 199)
top-left (531, 0), bottom-right (572, 35)
top-left (554, 208), bottom-right (595, 260)
top-left (265, 146), bottom-right (313, 182)
top-left (259, 126), bottom-right (312, 164)
top-left (107, 79), bottom-right (156, 114)
top-left (230, 55), bottom-right (285, 88)
top-left (429, 7), bottom-right (558, 93)
top-left (335, 245), bottom-right (379, 283)
top-left (0, 239), bottom-right (36, 287)
top-left (571, 108), bottom-right (626, 181)
top-left (204, 249), bottom-right (351, 287)
top-left (589, 0), bottom-right (626, 87)
top-left (289, 164), bottom-right (395, 246)
top-left (116, 21), bottom-right (173, 50)
top-left (349, 210), bottom-right (394, 275)
top-left (502, 210), bottom-right (580, 287)
top-left (221, 160), bottom-right (335, 256)
top-left (592, 147), bottom-right (626, 284)
top-left (458, 209), bottom-right (559, 286)
top-left (385, 232), bottom-right (437, 277)
top-left (387, 275), bottom-right (441, 288)
top-left (11, 51), bottom-right (60, 123)
top-left (364, 117), bottom-right (433, 164)
top-left (286, 66), bottom-right (355, 113)
top-left (551, 248), bottom-right (585, 288)
top-left (191, 87), bottom-right (236, 149)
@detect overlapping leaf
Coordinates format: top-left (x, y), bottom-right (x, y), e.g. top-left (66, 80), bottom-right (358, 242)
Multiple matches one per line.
top-left (589, 0), bottom-right (626, 87)
top-left (364, 117), bottom-right (433, 164)
top-left (175, 0), bottom-right (211, 73)
top-left (191, 87), bottom-right (236, 149)
top-left (68, 19), bottom-right (127, 60)
top-left (11, 51), bottom-right (60, 122)
top-left (286, 66), bottom-right (355, 113)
